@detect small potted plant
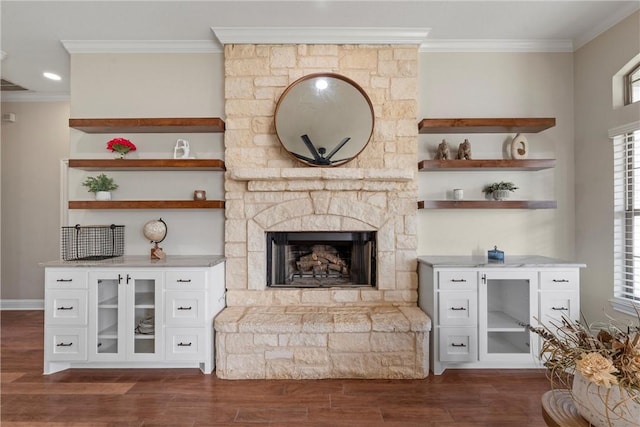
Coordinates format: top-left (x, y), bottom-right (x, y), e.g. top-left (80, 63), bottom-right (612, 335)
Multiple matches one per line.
top-left (107, 137), bottom-right (136, 159)
top-left (82, 173), bottom-right (118, 200)
top-left (482, 181), bottom-right (518, 200)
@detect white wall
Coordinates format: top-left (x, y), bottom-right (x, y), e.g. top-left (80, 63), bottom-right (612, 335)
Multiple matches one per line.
top-left (417, 52), bottom-right (575, 259)
top-left (1, 101), bottom-right (70, 300)
top-left (68, 53), bottom-right (226, 256)
top-left (574, 11), bottom-right (640, 325)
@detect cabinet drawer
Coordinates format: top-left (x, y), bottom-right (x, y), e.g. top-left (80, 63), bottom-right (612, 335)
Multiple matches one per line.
top-left (165, 291), bottom-right (206, 326)
top-left (46, 269), bottom-right (88, 290)
top-left (165, 271), bottom-right (206, 290)
top-left (539, 270), bottom-right (579, 290)
top-left (438, 271), bottom-right (477, 290)
top-left (439, 327), bottom-right (478, 362)
top-left (45, 290), bottom-right (88, 326)
top-left (438, 291), bottom-right (477, 326)
top-left (45, 327), bottom-right (87, 361)
top-left (165, 328), bottom-right (205, 361)
top-left (539, 291), bottom-right (580, 324)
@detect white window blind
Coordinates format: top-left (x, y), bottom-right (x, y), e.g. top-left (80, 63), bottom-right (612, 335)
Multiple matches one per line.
top-left (614, 129), bottom-right (640, 304)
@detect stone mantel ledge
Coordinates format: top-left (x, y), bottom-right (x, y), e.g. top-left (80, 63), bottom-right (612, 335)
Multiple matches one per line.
top-left (230, 167), bottom-right (414, 182)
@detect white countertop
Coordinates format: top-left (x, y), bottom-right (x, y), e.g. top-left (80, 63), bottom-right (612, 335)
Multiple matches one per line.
top-left (40, 255), bottom-right (225, 268)
top-left (418, 255), bottom-right (586, 268)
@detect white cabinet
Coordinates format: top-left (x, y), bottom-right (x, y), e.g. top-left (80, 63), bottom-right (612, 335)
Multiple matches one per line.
top-left (44, 269), bottom-right (89, 365)
top-left (88, 270), bottom-right (163, 362)
top-left (43, 258), bottom-right (225, 375)
top-left (418, 257), bottom-right (583, 375)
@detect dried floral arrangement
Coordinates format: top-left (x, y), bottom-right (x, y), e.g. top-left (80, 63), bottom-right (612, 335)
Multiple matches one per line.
top-left (528, 313), bottom-right (640, 392)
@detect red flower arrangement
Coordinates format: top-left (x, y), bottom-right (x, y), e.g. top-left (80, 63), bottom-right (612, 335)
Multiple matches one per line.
top-left (106, 138), bottom-right (137, 155)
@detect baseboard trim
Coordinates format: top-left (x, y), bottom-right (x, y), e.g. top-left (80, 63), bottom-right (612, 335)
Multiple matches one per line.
top-left (0, 299), bottom-right (44, 310)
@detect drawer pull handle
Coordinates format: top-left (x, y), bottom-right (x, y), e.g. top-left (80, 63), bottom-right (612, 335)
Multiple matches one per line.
top-left (177, 342), bottom-right (192, 347)
top-left (552, 279), bottom-right (570, 283)
top-left (451, 279), bottom-right (467, 283)
top-left (177, 306), bottom-right (192, 311)
top-left (552, 307), bottom-right (569, 311)
top-left (177, 279), bottom-right (192, 283)
top-left (56, 279), bottom-right (73, 282)
top-left (451, 343), bottom-right (467, 347)
top-left (57, 306), bottom-right (74, 310)
top-left (450, 307), bottom-right (467, 311)
top-left (56, 342), bottom-right (73, 347)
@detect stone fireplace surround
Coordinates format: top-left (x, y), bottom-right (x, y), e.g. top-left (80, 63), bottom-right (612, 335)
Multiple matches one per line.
top-left (214, 42), bottom-right (431, 379)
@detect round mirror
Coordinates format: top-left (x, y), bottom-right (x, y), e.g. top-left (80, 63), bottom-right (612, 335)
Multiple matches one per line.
top-left (274, 73), bottom-right (374, 167)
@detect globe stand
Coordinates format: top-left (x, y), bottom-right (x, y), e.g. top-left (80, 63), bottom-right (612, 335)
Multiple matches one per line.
top-left (150, 242), bottom-right (165, 260)
top-left (143, 218), bottom-right (168, 260)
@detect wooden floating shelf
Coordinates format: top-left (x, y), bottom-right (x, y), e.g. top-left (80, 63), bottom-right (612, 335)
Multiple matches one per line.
top-left (68, 200), bottom-right (225, 210)
top-left (68, 159), bottom-right (226, 171)
top-left (418, 159), bottom-right (556, 171)
top-left (418, 118), bottom-right (556, 134)
top-left (69, 117), bottom-right (225, 133)
top-left (418, 200), bottom-right (557, 210)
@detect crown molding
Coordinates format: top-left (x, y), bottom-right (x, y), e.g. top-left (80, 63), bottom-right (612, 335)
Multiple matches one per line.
top-left (212, 27), bottom-right (430, 45)
top-left (420, 39), bottom-right (574, 53)
top-left (61, 40), bottom-right (222, 54)
top-left (1, 92), bottom-right (70, 103)
top-left (574, 2), bottom-right (640, 50)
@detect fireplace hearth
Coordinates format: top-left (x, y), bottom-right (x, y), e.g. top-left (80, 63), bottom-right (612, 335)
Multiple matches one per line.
top-left (266, 231), bottom-right (376, 288)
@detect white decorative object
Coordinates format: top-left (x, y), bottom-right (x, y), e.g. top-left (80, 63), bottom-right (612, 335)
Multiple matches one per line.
top-left (453, 189), bottom-right (463, 200)
top-left (572, 371), bottom-right (640, 427)
top-left (511, 134), bottom-right (529, 159)
top-left (95, 191), bottom-right (111, 201)
top-left (173, 139), bottom-right (192, 159)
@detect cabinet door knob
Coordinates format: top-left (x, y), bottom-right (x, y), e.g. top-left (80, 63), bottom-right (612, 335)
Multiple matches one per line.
top-left (450, 307), bottom-right (467, 311)
top-left (57, 306), bottom-right (74, 310)
top-left (177, 306), bottom-right (192, 311)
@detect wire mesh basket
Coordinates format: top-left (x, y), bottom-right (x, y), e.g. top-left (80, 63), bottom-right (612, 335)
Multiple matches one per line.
top-left (61, 224), bottom-right (124, 261)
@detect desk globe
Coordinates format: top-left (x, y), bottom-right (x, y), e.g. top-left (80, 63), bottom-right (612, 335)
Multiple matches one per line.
top-left (143, 218), bottom-right (167, 259)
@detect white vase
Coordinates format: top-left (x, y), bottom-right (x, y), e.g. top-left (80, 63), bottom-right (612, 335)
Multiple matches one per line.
top-left (95, 191), bottom-right (111, 201)
top-left (492, 189), bottom-right (511, 200)
top-left (572, 371), bottom-right (640, 427)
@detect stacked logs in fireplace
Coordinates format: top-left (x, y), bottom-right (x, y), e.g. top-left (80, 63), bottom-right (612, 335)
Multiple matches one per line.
top-left (294, 245), bottom-right (349, 279)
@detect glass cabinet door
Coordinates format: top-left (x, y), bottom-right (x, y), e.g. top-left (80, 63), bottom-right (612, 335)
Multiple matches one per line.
top-left (127, 272), bottom-right (163, 361)
top-left (89, 270), bottom-right (163, 362)
top-left (478, 270), bottom-right (537, 362)
top-left (89, 271), bottom-right (125, 361)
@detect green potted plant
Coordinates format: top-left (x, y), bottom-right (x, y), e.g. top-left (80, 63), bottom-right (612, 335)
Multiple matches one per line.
top-left (482, 181), bottom-right (518, 200)
top-left (82, 173), bottom-right (118, 200)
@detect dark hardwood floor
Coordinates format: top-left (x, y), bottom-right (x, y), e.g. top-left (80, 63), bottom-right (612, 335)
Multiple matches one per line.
top-left (1, 310), bottom-right (551, 426)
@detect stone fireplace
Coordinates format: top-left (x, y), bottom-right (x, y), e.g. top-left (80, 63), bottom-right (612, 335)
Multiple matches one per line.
top-left (214, 42), bottom-right (431, 379)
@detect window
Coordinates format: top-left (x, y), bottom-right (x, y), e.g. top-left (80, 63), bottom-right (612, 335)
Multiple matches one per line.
top-left (625, 63), bottom-right (640, 105)
top-left (613, 129), bottom-right (640, 311)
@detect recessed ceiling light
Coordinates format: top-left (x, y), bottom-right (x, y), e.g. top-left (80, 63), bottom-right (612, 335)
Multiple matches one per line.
top-left (43, 72), bottom-right (61, 81)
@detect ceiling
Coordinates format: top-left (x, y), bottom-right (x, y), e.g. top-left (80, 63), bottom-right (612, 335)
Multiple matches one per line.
top-left (1, 1), bottom-right (639, 100)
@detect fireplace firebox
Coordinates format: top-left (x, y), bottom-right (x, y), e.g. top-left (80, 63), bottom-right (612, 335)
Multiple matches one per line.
top-left (266, 231), bottom-right (376, 288)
